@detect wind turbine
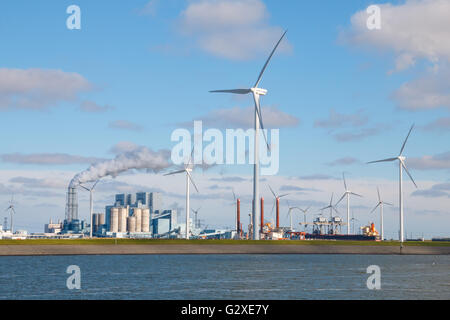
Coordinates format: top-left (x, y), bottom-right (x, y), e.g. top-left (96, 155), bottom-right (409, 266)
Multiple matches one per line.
top-left (335, 172), bottom-right (363, 235)
top-left (164, 150), bottom-right (199, 240)
top-left (298, 206), bottom-right (311, 231)
top-left (269, 185), bottom-right (289, 229)
top-left (370, 187), bottom-right (392, 241)
top-left (286, 200), bottom-right (300, 231)
top-left (191, 207), bottom-right (201, 229)
top-left (350, 210), bottom-right (359, 235)
top-left (321, 193), bottom-right (339, 219)
top-left (367, 124), bottom-right (417, 243)
top-left (5, 195), bottom-right (15, 233)
top-left (79, 180), bottom-right (99, 238)
top-left (210, 30), bottom-right (287, 239)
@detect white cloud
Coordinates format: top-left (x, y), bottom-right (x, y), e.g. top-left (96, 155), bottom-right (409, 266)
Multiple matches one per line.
top-left (109, 141), bottom-right (140, 155)
top-left (0, 68), bottom-right (92, 110)
top-left (423, 117), bottom-right (450, 132)
top-left (314, 109), bottom-right (368, 129)
top-left (342, 0), bottom-right (450, 68)
top-left (177, 0), bottom-right (291, 60)
top-left (108, 120), bottom-right (143, 132)
top-left (183, 105), bottom-right (299, 128)
top-left (342, 0), bottom-right (450, 110)
top-left (407, 151), bottom-right (450, 170)
top-left (79, 100), bottom-right (115, 113)
top-left (0, 153), bottom-right (105, 165)
top-left (391, 66), bottom-right (450, 110)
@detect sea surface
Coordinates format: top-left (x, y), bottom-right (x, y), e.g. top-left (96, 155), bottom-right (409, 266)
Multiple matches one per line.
top-left (0, 254), bottom-right (449, 300)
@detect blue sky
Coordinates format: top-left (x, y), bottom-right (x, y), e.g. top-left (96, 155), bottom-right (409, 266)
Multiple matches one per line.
top-left (0, 0), bottom-right (449, 236)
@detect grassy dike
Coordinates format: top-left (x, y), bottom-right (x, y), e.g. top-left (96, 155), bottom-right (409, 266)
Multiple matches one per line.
top-left (0, 238), bottom-right (449, 246)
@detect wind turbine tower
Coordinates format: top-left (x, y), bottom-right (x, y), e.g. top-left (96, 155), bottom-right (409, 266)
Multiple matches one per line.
top-left (335, 173), bottom-right (362, 235)
top-left (164, 151), bottom-right (199, 240)
top-left (79, 180), bottom-right (99, 238)
top-left (370, 187), bottom-right (392, 241)
top-left (210, 30), bottom-right (287, 239)
top-left (367, 125), bottom-right (418, 243)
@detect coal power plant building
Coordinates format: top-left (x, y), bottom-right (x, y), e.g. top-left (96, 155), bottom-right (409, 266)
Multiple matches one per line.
top-left (102, 192), bottom-right (177, 238)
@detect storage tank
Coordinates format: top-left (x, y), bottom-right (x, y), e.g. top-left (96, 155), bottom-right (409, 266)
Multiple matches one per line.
top-left (141, 208), bottom-right (150, 232)
top-left (118, 207), bottom-right (128, 233)
top-left (127, 216), bottom-right (136, 233)
top-left (98, 213), bottom-right (105, 226)
top-left (110, 208), bottom-right (119, 232)
top-left (134, 208), bottom-right (142, 232)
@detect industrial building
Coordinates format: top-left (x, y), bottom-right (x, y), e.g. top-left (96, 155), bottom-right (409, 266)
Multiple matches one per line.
top-left (101, 192), bottom-right (178, 238)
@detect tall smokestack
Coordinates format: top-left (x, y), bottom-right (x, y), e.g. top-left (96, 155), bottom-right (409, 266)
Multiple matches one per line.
top-left (260, 197), bottom-right (264, 233)
top-left (237, 198), bottom-right (240, 239)
top-left (65, 186), bottom-right (78, 222)
top-left (276, 197), bottom-right (280, 229)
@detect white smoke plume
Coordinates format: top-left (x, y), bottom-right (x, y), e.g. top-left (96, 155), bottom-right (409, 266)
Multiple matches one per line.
top-left (69, 146), bottom-right (171, 187)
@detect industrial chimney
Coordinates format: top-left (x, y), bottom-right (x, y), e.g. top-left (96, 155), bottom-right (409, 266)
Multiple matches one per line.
top-left (236, 198), bottom-right (240, 239)
top-left (65, 186), bottom-right (78, 222)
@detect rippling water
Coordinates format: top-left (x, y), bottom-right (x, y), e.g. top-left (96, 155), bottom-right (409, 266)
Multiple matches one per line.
top-left (0, 254), bottom-right (449, 299)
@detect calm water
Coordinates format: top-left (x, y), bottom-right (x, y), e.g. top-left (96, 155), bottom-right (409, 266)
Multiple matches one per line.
top-left (0, 254), bottom-right (449, 299)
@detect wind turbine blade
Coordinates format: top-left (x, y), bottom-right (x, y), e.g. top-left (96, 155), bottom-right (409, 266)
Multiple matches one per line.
top-left (186, 145), bottom-right (195, 169)
top-left (164, 169), bottom-right (186, 176)
top-left (321, 205), bottom-right (331, 211)
top-left (370, 203), bottom-right (381, 214)
top-left (330, 193), bottom-right (334, 205)
top-left (92, 179), bottom-right (100, 190)
top-left (254, 30), bottom-right (287, 88)
top-left (186, 170), bottom-right (199, 193)
top-left (209, 89), bottom-right (251, 94)
top-left (401, 161), bottom-right (418, 188)
top-left (367, 157), bottom-right (398, 164)
top-left (232, 189), bottom-right (236, 201)
top-left (278, 193), bottom-right (289, 198)
top-left (254, 100), bottom-right (270, 151)
top-left (342, 172), bottom-right (347, 190)
top-left (335, 193), bottom-right (346, 206)
top-left (377, 187), bottom-right (381, 202)
top-left (269, 185), bottom-right (276, 198)
top-left (350, 192), bottom-right (363, 198)
top-left (79, 184), bottom-right (89, 191)
top-left (399, 124), bottom-right (414, 156)
top-left (270, 201), bottom-right (275, 216)
top-left (332, 206), bottom-right (340, 215)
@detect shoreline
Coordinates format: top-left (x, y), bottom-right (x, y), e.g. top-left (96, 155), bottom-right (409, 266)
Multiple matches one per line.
top-left (1, 244), bottom-right (450, 256)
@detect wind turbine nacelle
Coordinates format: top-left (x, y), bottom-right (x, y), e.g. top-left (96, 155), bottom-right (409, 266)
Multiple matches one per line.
top-left (251, 87), bottom-right (267, 96)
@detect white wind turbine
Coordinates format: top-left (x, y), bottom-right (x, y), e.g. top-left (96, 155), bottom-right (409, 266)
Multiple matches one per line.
top-left (164, 150), bottom-right (199, 240)
top-left (210, 30), bottom-right (287, 240)
top-left (367, 125), bottom-right (418, 243)
top-left (79, 180), bottom-right (100, 238)
top-left (5, 195), bottom-right (15, 233)
top-left (370, 187), bottom-right (392, 241)
top-left (298, 206), bottom-right (311, 231)
top-left (335, 172), bottom-right (363, 235)
top-left (285, 200), bottom-right (301, 231)
top-left (321, 193), bottom-right (340, 219)
top-left (191, 207), bottom-right (201, 229)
